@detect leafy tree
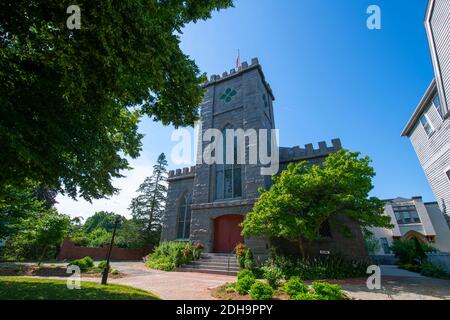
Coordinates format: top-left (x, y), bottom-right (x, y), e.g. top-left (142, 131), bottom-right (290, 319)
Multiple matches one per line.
top-left (242, 150), bottom-right (392, 259)
top-left (129, 153), bottom-right (168, 244)
top-left (0, 0), bottom-right (233, 201)
top-left (83, 211), bottom-right (125, 234)
top-left (86, 228), bottom-right (112, 248)
top-left (115, 219), bottom-right (149, 249)
top-left (0, 181), bottom-right (55, 239)
top-left (3, 209), bottom-right (71, 260)
top-left (362, 228), bottom-right (381, 255)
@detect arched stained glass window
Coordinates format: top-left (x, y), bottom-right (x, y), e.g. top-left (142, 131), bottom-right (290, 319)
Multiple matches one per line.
top-left (177, 193), bottom-right (192, 239)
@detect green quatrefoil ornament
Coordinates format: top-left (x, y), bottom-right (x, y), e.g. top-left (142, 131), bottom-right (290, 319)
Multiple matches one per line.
top-left (220, 88), bottom-right (237, 103)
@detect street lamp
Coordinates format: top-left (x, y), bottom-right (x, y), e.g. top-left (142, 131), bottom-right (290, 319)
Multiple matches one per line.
top-left (101, 215), bottom-right (120, 285)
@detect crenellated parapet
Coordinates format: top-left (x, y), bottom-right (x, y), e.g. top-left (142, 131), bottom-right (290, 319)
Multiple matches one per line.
top-left (168, 166), bottom-right (196, 180)
top-left (203, 57), bottom-right (275, 100)
top-left (279, 138), bottom-right (342, 163)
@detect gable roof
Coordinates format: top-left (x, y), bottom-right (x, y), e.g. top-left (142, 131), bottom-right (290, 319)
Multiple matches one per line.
top-left (401, 80), bottom-right (437, 137)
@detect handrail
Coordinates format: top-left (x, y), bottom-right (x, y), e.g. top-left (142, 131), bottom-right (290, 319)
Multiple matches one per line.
top-left (227, 249), bottom-right (235, 274)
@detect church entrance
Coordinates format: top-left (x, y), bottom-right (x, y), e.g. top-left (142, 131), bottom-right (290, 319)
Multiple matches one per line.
top-left (213, 215), bottom-right (244, 253)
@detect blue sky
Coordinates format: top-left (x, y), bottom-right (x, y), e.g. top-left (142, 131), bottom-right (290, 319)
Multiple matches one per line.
top-left (57, 0), bottom-right (436, 218)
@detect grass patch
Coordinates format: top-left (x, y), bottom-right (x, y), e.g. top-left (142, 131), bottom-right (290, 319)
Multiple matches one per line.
top-left (0, 276), bottom-right (160, 300)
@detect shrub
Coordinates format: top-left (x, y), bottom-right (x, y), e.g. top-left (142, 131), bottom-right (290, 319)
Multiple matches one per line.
top-left (399, 263), bottom-right (421, 273)
top-left (284, 277), bottom-right (308, 297)
top-left (420, 262), bottom-right (449, 279)
top-left (291, 292), bottom-right (321, 300)
top-left (225, 283), bottom-right (236, 294)
top-left (244, 249), bottom-right (256, 270)
top-left (237, 255), bottom-right (245, 268)
top-left (145, 256), bottom-right (175, 271)
top-left (391, 239), bottom-right (437, 265)
top-left (312, 282), bottom-right (345, 300)
top-left (69, 256), bottom-right (94, 271)
top-left (252, 268), bottom-right (265, 279)
top-left (193, 243), bottom-right (204, 259)
top-left (97, 260), bottom-right (108, 269)
top-left (235, 275), bottom-right (256, 295)
top-left (264, 255), bottom-right (369, 280)
top-left (235, 243), bottom-right (247, 257)
top-left (237, 269), bottom-right (254, 280)
top-left (261, 265), bottom-right (284, 289)
top-left (249, 282), bottom-right (274, 300)
top-left (145, 241), bottom-right (198, 271)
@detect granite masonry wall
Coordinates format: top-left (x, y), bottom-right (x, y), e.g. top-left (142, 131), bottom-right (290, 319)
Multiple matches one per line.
top-left (160, 58), bottom-right (367, 259)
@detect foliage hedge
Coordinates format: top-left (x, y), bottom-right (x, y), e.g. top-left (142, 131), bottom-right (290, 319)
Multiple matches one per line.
top-left (235, 275), bottom-right (256, 295)
top-left (262, 254), bottom-right (369, 280)
top-left (249, 282), bottom-right (274, 300)
top-left (68, 256), bottom-right (94, 271)
top-left (145, 241), bottom-right (203, 271)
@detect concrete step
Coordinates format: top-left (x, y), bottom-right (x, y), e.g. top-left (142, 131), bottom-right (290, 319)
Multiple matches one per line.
top-left (201, 255), bottom-right (237, 261)
top-left (176, 267), bottom-right (238, 276)
top-left (182, 264), bottom-right (241, 272)
top-left (190, 261), bottom-right (239, 268)
top-left (183, 264), bottom-right (241, 272)
top-left (177, 253), bottom-right (241, 275)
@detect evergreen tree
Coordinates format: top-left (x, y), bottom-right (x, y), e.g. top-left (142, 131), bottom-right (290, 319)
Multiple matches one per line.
top-left (129, 153), bottom-right (168, 244)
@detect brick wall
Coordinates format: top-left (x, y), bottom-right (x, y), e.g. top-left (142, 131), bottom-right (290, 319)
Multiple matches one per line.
top-left (57, 239), bottom-right (152, 261)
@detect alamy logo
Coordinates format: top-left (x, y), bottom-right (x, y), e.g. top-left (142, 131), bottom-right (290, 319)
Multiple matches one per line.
top-left (366, 265), bottom-right (381, 290)
top-left (66, 265), bottom-right (81, 290)
top-left (66, 5), bottom-right (81, 30)
top-left (171, 121), bottom-right (280, 175)
top-left (367, 5), bottom-right (381, 30)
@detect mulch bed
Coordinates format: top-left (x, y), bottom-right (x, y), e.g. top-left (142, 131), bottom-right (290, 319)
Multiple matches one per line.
top-left (0, 264), bottom-right (125, 279)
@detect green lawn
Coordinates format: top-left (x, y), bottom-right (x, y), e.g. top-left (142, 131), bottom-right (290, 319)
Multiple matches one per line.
top-left (0, 277), bottom-right (160, 300)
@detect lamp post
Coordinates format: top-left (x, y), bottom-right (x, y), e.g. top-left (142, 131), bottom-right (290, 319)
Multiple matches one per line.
top-left (101, 216), bottom-right (120, 285)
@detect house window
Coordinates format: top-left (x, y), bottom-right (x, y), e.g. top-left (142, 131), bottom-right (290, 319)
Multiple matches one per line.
top-left (432, 94), bottom-right (442, 118)
top-left (393, 205), bottom-right (421, 225)
top-left (380, 238), bottom-right (391, 254)
top-left (176, 193), bottom-right (192, 239)
top-left (420, 114), bottom-right (434, 136)
top-left (215, 127), bottom-right (242, 200)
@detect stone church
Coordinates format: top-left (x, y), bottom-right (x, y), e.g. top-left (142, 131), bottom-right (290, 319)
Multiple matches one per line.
top-left (161, 58), bottom-right (366, 259)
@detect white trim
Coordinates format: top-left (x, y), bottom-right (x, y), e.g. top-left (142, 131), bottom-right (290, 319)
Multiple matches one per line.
top-left (424, 0), bottom-right (449, 115)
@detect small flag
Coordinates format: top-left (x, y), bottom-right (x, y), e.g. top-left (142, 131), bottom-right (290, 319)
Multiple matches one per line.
top-left (236, 49), bottom-right (240, 69)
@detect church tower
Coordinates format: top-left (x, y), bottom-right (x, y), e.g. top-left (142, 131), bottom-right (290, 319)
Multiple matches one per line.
top-left (189, 58), bottom-right (275, 253)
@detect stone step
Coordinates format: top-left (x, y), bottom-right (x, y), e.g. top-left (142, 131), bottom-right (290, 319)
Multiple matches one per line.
top-left (201, 255), bottom-right (237, 261)
top-left (190, 261), bottom-right (239, 268)
top-left (184, 264), bottom-right (241, 272)
top-left (176, 267), bottom-right (238, 276)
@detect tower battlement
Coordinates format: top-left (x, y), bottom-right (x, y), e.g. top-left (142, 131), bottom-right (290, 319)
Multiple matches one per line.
top-left (279, 138), bottom-right (342, 162)
top-left (203, 57), bottom-right (275, 100)
top-left (168, 166), bottom-right (196, 180)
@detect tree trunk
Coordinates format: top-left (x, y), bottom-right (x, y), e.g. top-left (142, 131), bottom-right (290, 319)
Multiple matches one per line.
top-left (298, 237), bottom-right (311, 260)
top-left (39, 244), bottom-right (49, 262)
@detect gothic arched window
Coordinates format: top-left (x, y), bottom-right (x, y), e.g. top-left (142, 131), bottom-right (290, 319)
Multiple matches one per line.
top-left (215, 126), bottom-right (242, 200)
top-left (177, 193), bottom-right (192, 239)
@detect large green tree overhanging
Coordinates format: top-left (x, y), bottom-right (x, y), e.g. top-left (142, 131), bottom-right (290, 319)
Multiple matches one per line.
top-left (242, 150), bottom-right (392, 259)
top-left (0, 0), bottom-right (233, 200)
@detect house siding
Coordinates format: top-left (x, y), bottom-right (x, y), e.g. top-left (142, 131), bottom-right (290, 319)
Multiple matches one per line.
top-left (408, 85), bottom-right (450, 215)
top-left (426, 0), bottom-right (450, 112)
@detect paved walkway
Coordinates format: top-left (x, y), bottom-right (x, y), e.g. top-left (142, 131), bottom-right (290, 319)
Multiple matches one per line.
top-left (338, 265), bottom-right (450, 300)
top-left (6, 262), bottom-right (449, 300)
top-left (109, 262), bottom-right (235, 300)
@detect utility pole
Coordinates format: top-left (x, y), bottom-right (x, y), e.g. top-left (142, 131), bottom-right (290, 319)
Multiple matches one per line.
top-left (101, 216), bottom-right (120, 285)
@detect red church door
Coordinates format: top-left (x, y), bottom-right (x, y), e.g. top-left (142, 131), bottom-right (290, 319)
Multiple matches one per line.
top-left (213, 215), bottom-right (244, 253)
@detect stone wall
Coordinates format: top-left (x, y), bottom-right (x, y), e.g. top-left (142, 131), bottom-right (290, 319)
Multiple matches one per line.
top-left (160, 167), bottom-right (195, 242)
top-left (270, 215), bottom-right (367, 260)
